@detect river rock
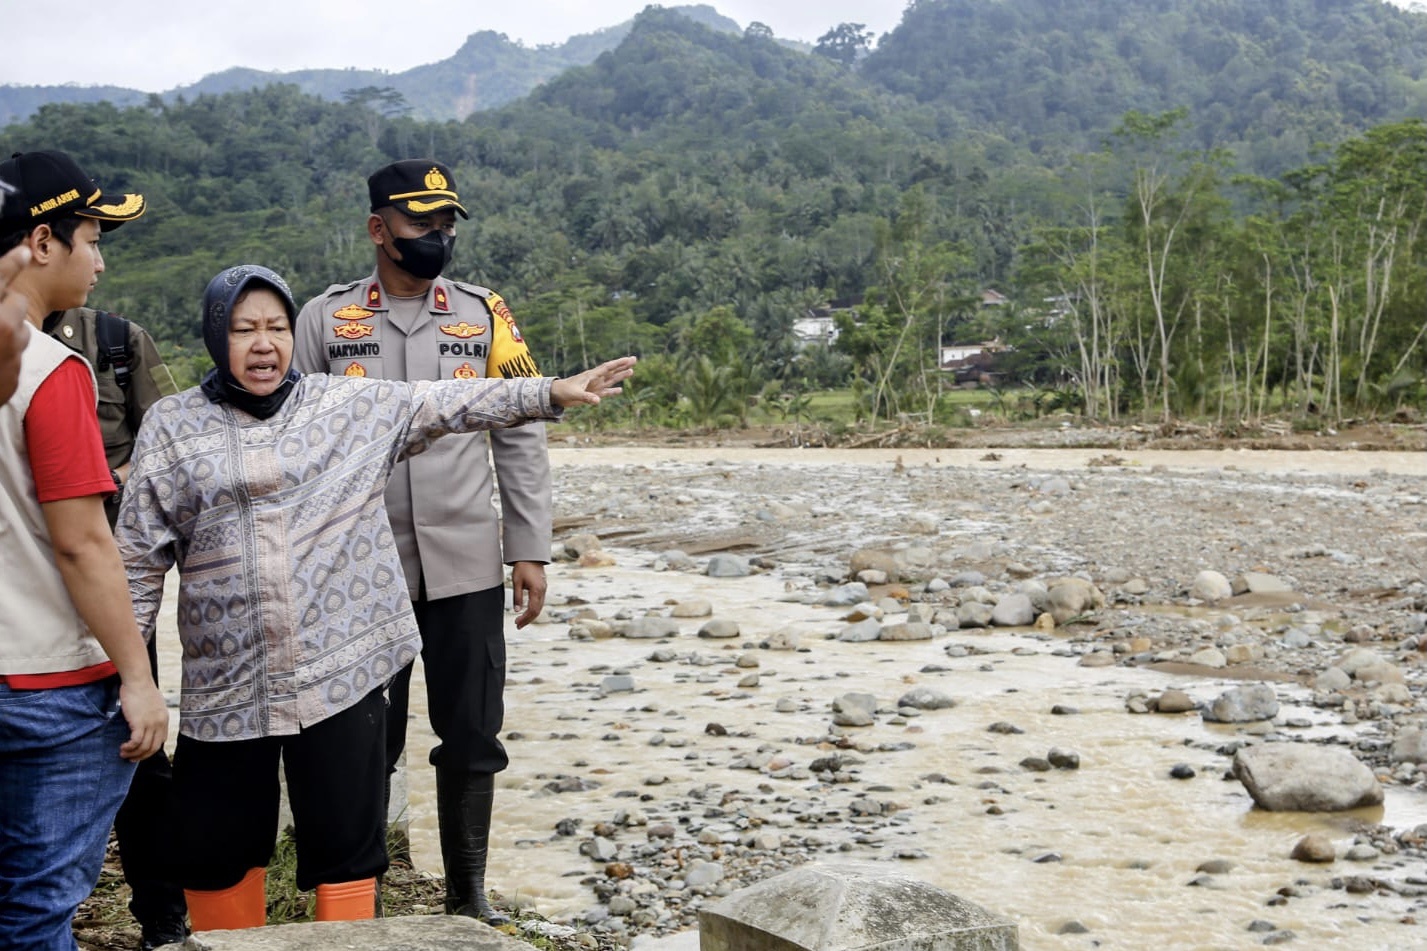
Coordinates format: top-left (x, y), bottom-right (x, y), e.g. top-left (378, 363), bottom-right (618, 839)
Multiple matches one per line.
top-left (849, 549), bottom-right (900, 582)
top-left (1202, 684), bottom-right (1278, 723)
top-left (1155, 689), bottom-right (1197, 714)
top-left (991, 593), bottom-right (1036, 627)
top-left (1232, 572), bottom-right (1293, 595)
top-left (957, 602), bottom-right (994, 628)
top-left (670, 599), bottom-right (713, 618)
top-left (838, 618), bottom-right (883, 642)
top-left (879, 621), bottom-right (934, 641)
top-left (833, 692), bottom-right (878, 727)
top-left (1189, 570), bottom-right (1233, 602)
top-left (706, 555), bottom-right (751, 578)
top-left (897, 687), bottom-right (956, 710)
top-left (1232, 744), bottom-right (1384, 811)
top-left (1046, 577), bottom-right (1104, 623)
top-left (1290, 834), bottom-right (1337, 863)
top-left (622, 617), bottom-right (682, 639)
top-left (697, 618), bottom-right (740, 639)
top-left (820, 583), bottom-right (871, 606)
top-left (1391, 729), bottom-right (1427, 765)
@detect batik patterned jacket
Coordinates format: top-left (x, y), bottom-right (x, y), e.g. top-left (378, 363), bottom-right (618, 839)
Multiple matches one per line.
top-left (117, 372), bottom-right (558, 742)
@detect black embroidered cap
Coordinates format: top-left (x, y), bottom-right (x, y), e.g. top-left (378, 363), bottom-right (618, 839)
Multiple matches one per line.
top-left (0, 150), bottom-right (145, 237)
top-left (367, 159), bottom-right (469, 219)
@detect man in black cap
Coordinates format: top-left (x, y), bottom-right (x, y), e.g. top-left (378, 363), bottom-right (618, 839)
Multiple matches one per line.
top-left (293, 159), bottom-right (552, 924)
top-left (0, 148), bottom-right (169, 950)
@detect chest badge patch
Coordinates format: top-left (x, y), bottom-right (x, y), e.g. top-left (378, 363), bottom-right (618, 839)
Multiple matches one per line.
top-left (439, 321), bottom-right (487, 338)
top-left (334, 321), bottom-right (375, 340)
top-left (344, 362), bottom-right (367, 377)
top-left (333, 304), bottom-right (375, 321)
top-left (453, 363), bottom-right (480, 380)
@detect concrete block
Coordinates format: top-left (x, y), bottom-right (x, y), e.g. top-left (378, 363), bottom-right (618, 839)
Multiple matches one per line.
top-left (698, 862), bottom-right (1017, 950)
top-left (169, 915), bottom-right (525, 950)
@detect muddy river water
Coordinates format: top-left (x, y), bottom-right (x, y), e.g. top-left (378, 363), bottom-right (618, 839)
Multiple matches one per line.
top-left (155, 446), bottom-right (1427, 950)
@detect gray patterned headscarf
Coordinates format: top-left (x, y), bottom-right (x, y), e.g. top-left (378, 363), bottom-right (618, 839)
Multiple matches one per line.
top-left (199, 264), bottom-right (300, 419)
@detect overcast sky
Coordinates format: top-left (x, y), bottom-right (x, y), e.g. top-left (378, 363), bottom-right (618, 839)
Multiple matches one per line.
top-left (1, 1), bottom-right (912, 91)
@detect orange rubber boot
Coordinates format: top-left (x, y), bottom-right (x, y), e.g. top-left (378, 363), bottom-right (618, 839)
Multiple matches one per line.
top-left (315, 878), bottom-right (376, 921)
top-left (184, 867), bottom-right (266, 931)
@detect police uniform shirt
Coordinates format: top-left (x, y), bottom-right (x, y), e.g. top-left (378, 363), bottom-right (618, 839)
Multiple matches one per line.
top-left (292, 272), bottom-right (552, 601)
top-left (44, 307), bottom-right (178, 468)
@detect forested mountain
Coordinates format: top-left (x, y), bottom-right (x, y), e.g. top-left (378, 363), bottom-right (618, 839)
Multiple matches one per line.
top-left (863, 0), bottom-right (1427, 173)
top-left (0, 5), bottom-right (747, 127)
top-left (2, 1), bottom-right (1424, 426)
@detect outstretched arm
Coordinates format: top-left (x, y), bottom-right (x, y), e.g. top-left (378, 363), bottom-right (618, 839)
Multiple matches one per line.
top-left (550, 356), bottom-right (636, 407)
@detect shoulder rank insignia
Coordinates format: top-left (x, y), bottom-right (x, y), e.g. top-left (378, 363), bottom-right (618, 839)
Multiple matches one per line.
top-left (439, 321), bottom-right (487, 338)
top-left (334, 321), bottom-right (375, 340)
top-left (453, 362), bottom-right (480, 380)
top-left (434, 286), bottom-right (450, 312)
top-left (487, 293), bottom-right (523, 342)
top-left (344, 362), bottom-right (367, 377)
top-left (333, 303), bottom-right (375, 321)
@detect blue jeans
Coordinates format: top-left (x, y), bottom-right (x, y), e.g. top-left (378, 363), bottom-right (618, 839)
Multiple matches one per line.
top-left (0, 677), bottom-right (137, 950)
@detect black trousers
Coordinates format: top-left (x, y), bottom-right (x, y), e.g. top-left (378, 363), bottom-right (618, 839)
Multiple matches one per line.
top-left (386, 584), bottom-right (508, 776)
top-left (173, 687), bottom-right (388, 892)
top-left (113, 637), bottom-right (185, 919)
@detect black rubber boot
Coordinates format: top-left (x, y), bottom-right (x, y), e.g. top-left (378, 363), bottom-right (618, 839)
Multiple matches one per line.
top-left (435, 769), bottom-right (509, 926)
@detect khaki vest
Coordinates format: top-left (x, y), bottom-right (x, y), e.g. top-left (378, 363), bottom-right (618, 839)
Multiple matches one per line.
top-left (0, 331), bottom-right (109, 675)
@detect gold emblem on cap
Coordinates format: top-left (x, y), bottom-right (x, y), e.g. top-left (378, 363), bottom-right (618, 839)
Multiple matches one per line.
top-left (424, 168), bottom-right (449, 191)
top-left (86, 194), bottom-right (145, 218)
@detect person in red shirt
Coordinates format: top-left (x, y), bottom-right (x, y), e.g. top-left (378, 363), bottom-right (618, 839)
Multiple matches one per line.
top-left (0, 150), bottom-right (167, 951)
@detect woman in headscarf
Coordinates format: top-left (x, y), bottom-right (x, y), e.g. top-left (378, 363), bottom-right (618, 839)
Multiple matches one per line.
top-left (116, 264), bottom-right (632, 930)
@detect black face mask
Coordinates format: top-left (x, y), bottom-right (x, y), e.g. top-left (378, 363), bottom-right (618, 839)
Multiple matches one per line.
top-left (388, 231), bottom-right (454, 280)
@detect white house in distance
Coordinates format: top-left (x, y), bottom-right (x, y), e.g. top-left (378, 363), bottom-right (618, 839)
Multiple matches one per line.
top-left (792, 311), bottom-right (842, 349)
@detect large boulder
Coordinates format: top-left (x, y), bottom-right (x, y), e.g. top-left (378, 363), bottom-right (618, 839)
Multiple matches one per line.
top-left (699, 862), bottom-right (1018, 950)
top-left (1233, 744), bottom-right (1384, 812)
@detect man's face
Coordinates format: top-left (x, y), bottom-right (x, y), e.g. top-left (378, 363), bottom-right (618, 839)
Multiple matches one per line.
top-left (381, 207), bottom-right (457, 245)
top-left (227, 287), bottom-right (293, 397)
top-left (52, 218), bottom-right (104, 311)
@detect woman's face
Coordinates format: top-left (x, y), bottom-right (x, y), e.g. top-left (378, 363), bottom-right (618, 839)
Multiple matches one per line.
top-left (227, 287), bottom-right (292, 396)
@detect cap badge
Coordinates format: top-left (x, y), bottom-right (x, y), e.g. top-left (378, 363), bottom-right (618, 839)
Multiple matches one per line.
top-left (425, 168), bottom-right (449, 191)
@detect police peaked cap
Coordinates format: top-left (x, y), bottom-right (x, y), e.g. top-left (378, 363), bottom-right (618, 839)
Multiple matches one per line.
top-left (368, 159), bottom-right (469, 219)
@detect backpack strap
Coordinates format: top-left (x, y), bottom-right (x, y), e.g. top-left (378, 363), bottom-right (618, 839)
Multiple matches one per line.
top-left (93, 310), bottom-right (133, 395)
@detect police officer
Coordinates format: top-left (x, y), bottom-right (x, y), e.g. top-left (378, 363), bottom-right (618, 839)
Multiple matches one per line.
top-left (43, 236), bottom-right (185, 951)
top-left (44, 307), bottom-right (177, 525)
top-left (293, 159), bottom-right (550, 924)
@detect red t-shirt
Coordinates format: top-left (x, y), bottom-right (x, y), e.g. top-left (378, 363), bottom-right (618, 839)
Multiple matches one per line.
top-left (3, 355), bottom-right (119, 688)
